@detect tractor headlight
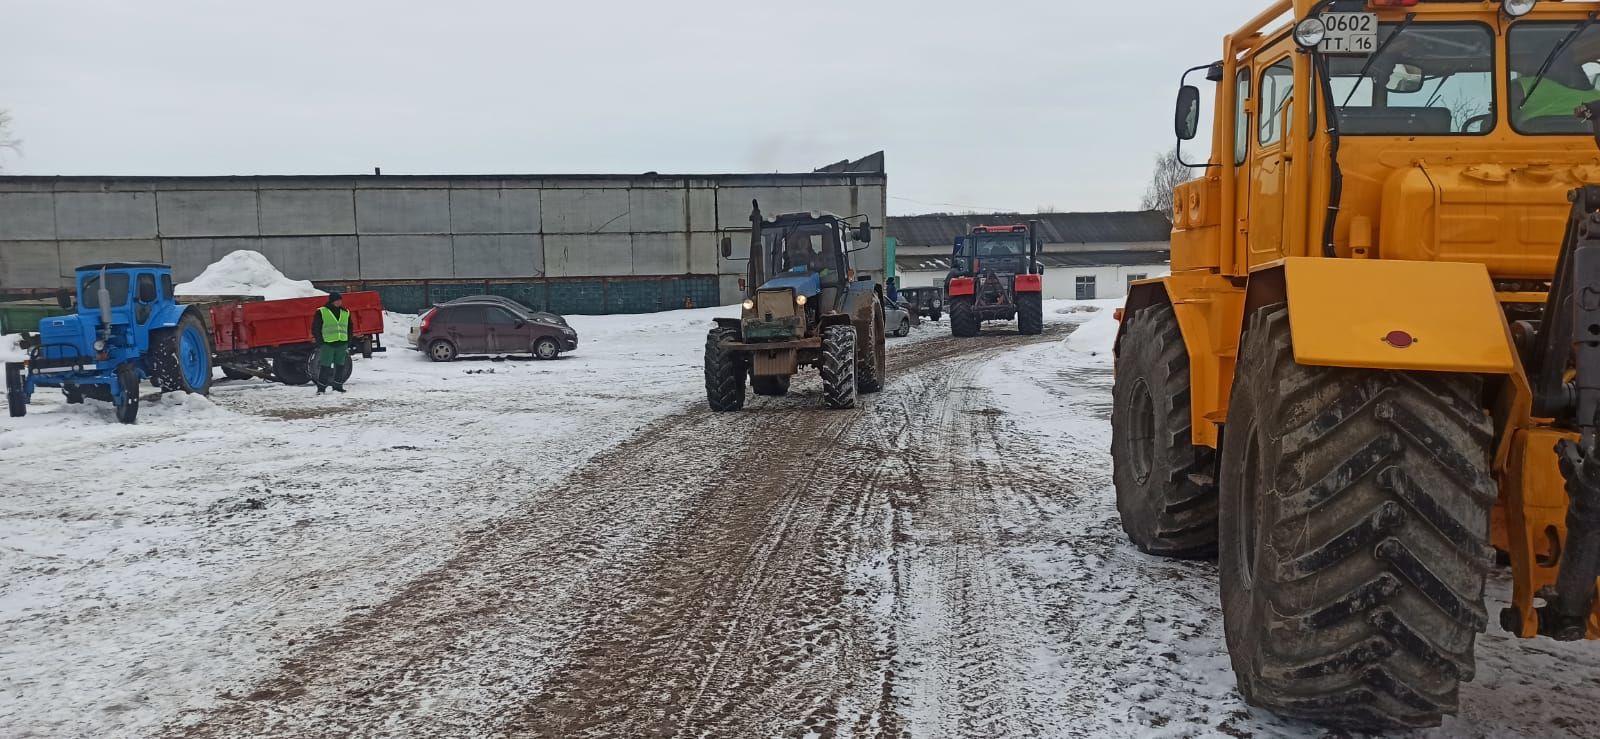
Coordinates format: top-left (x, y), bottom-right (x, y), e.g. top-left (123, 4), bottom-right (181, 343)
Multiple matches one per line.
top-left (93, 339), bottom-right (106, 352)
top-left (795, 294), bottom-right (807, 306)
top-left (1503, 0), bottom-right (1537, 17)
top-left (742, 299), bottom-right (755, 311)
top-left (1293, 17), bottom-right (1326, 49)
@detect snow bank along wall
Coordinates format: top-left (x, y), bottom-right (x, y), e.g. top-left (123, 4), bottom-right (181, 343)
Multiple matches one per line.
top-left (0, 164), bottom-right (887, 314)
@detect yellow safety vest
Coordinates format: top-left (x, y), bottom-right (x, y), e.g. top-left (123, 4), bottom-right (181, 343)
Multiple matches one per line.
top-left (318, 307), bottom-right (350, 343)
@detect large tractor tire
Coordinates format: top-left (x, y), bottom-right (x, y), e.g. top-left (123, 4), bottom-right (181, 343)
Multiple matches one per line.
top-left (751, 374), bottom-right (791, 397)
top-left (150, 311), bottom-right (214, 395)
top-left (1017, 291), bottom-right (1044, 335)
top-left (705, 327), bottom-right (746, 412)
top-left (6, 362), bottom-right (26, 418)
top-left (1219, 306), bottom-right (1494, 731)
top-left (113, 363), bottom-right (141, 425)
top-left (858, 306), bottom-right (886, 394)
top-left (950, 298), bottom-right (979, 337)
top-left (820, 324), bottom-right (857, 410)
top-left (303, 350), bottom-right (353, 387)
top-left (1111, 304), bottom-right (1218, 557)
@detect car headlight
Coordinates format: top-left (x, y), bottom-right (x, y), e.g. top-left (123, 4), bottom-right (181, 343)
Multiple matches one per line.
top-left (742, 299), bottom-right (755, 310)
top-left (1504, 0), bottom-right (1536, 17)
top-left (1293, 17), bottom-right (1326, 49)
top-left (795, 294), bottom-right (807, 306)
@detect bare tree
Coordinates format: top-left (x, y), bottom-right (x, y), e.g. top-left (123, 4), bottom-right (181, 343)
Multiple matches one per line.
top-left (1140, 148), bottom-right (1195, 220)
top-left (0, 109), bottom-right (20, 171)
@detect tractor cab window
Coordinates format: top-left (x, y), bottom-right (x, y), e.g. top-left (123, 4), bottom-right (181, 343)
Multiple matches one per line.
top-left (1327, 23), bottom-right (1495, 135)
top-left (970, 235), bottom-right (1026, 257)
top-left (1259, 59), bottom-right (1295, 146)
top-left (767, 225), bottom-right (844, 285)
top-left (1508, 21), bottom-right (1600, 135)
top-left (81, 273), bottom-right (130, 310)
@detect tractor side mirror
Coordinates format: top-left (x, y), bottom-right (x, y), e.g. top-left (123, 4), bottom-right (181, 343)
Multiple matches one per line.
top-left (137, 279), bottom-right (158, 304)
top-left (720, 236), bottom-right (734, 258)
top-left (1175, 85), bottom-right (1201, 141)
top-left (1386, 63), bottom-right (1425, 94)
top-left (854, 223), bottom-right (872, 244)
top-left (56, 289), bottom-right (74, 310)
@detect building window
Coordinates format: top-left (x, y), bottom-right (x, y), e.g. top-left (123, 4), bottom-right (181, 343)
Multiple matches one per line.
top-left (1076, 275), bottom-right (1097, 301)
top-left (1126, 273), bottom-right (1147, 286)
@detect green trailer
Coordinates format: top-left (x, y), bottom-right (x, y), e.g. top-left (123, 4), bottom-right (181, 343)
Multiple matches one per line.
top-left (0, 299), bottom-right (67, 335)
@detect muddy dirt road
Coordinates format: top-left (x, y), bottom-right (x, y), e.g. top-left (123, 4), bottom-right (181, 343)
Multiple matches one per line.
top-left (161, 326), bottom-right (1094, 738)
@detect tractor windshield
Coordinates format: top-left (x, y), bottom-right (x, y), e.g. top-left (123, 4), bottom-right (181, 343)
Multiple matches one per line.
top-left (1326, 23), bottom-right (1495, 135)
top-left (80, 273), bottom-right (130, 310)
top-left (969, 235), bottom-right (1028, 257)
top-left (763, 224), bottom-right (845, 286)
top-left (1508, 20), bottom-right (1600, 135)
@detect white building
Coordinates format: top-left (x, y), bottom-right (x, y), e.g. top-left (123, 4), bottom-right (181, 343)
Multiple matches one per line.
top-left (888, 210), bottom-right (1172, 301)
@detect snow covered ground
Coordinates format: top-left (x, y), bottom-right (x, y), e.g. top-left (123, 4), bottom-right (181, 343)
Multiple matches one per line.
top-left (3, 293), bottom-right (1598, 738)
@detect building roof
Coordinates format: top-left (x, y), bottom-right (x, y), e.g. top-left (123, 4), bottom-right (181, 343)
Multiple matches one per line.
top-left (897, 250), bottom-right (1169, 273)
top-left (888, 210), bottom-right (1172, 248)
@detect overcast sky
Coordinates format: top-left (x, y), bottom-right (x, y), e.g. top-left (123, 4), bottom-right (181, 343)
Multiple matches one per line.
top-left (1, 0), bottom-right (1268, 215)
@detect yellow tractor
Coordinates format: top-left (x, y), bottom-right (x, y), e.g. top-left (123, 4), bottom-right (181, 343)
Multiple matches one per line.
top-left (1112, 0), bottom-right (1600, 729)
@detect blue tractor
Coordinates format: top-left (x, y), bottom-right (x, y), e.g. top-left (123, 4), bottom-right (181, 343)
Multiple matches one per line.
top-left (6, 262), bottom-right (214, 424)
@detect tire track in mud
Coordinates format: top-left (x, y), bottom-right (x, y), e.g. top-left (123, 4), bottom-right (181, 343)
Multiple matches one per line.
top-left (165, 324), bottom-right (1076, 739)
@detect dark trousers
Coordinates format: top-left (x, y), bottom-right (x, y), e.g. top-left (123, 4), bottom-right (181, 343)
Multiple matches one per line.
top-left (315, 343), bottom-right (351, 389)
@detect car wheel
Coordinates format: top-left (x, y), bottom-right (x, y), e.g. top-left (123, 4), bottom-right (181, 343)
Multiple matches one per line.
top-left (534, 337), bottom-right (560, 361)
top-left (428, 339), bottom-right (458, 363)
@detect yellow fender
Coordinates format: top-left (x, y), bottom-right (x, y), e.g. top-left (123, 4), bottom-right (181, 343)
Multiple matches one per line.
top-left (1253, 257), bottom-right (1516, 375)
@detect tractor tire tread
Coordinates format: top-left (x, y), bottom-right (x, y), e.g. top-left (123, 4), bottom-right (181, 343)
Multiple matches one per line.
top-left (950, 298), bottom-right (979, 337)
top-left (1111, 303), bottom-right (1218, 558)
top-left (705, 327), bottom-right (746, 412)
top-left (821, 324), bottom-right (857, 409)
top-left (1221, 306), bottom-right (1492, 731)
top-left (1017, 291), bottom-right (1044, 335)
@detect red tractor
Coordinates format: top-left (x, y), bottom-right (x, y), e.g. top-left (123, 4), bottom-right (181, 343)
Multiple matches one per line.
top-left (944, 222), bottom-right (1044, 337)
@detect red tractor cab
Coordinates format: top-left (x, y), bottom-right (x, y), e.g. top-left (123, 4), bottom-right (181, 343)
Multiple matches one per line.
top-left (944, 222), bottom-right (1044, 337)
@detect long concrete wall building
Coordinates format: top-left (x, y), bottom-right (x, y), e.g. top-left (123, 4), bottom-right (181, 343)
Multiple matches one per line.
top-left (0, 153), bottom-right (886, 314)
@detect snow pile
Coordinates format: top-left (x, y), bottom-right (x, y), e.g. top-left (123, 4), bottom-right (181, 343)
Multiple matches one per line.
top-left (0, 334), bottom-right (23, 362)
top-left (1064, 307), bottom-right (1119, 359)
top-left (176, 251), bottom-right (323, 300)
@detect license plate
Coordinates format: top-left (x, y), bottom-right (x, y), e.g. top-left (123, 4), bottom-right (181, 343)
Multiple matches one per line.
top-left (1320, 13), bottom-right (1377, 56)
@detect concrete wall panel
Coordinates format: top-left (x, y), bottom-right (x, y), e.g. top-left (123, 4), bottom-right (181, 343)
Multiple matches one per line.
top-left (0, 193), bottom-right (57, 240)
top-left (715, 187), bottom-right (806, 226)
top-left (358, 235), bottom-right (452, 279)
top-left (356, 189), bottom-right (450, 234)
top-left (58, 239), bottom-right (163, 276)
top-left (688, 232), bottom-right (720, 276)
top-left (258, 236), bottom-right (360, 281)
top-left (631, 233), bottom-right (688, 276)
top-left (158, 190), bottom-right (259, 238)
top-left (541, 189), bottom-right (631, 234)
top-left (628, 188), bottom-right (687, 234)
top-left (718, 274), bottom-right (744, 305)
top-left (450, 189), bottom-right (540, 235)
top-left (453, 234), bottom-right (542, 278)
top-left (55, 192), bottom-right (158, 240)
top-left (0, 241), bottom-right (62, 288)
top-left (687, 188), bottom-right (717, 232)
top-left (162, 238), bottom-right (263, 282)
top-left (260, 189), bottom-right (356, 235)
top-left (544, 234), bottom-right (632, 277)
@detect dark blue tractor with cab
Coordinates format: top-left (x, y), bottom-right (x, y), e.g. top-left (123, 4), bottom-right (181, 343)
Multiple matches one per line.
top-left (6, 262), bottom-right (213, 424)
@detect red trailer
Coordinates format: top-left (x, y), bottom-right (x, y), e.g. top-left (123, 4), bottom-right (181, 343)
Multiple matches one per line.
top-left (192, 291), bottom-right (386, 385)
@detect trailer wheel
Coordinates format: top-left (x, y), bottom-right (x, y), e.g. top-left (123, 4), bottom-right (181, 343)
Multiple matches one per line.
top-left (751, 374), bottom-right (791, 397)
top-left (1017, 292), bottom-right (1044, 336)
top-left (6, 362), bottom-right (26, 418)
top-left (113, 363), bottom-right (140, 425)
top-left (705, 327), bottom-right (746, 412)
top-left (1219, 306), bottom-right (1493, 730)
top-left (950, 298), bottom-right (979, 337)
top-left (821, 324), bottom-right (857, 410)
top-left (273, 352), bottom-right (312, 386)
top-left (1111, 303), bottom-right (1217, 557)
top-left (151, 311), bottom-right (213, 395)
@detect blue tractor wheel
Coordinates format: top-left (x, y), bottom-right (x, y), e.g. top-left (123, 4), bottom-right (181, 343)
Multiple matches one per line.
top-left (113, 362), bottom-right (140, 424)
top-left (151, 311), bottom-right (214, 395)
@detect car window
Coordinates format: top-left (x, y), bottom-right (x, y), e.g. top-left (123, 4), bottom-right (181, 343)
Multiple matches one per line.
top-left (441, 306), bottom-right (487, 326)
top-left (486, 307), bottom-right (521, 326)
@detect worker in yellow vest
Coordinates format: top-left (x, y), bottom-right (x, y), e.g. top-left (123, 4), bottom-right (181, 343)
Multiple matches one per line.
top-left (311, 292), bottom-right (352, 394)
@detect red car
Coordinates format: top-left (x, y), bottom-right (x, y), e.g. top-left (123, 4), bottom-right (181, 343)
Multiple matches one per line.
top-left (410, 296), bottom-right (578, 362)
